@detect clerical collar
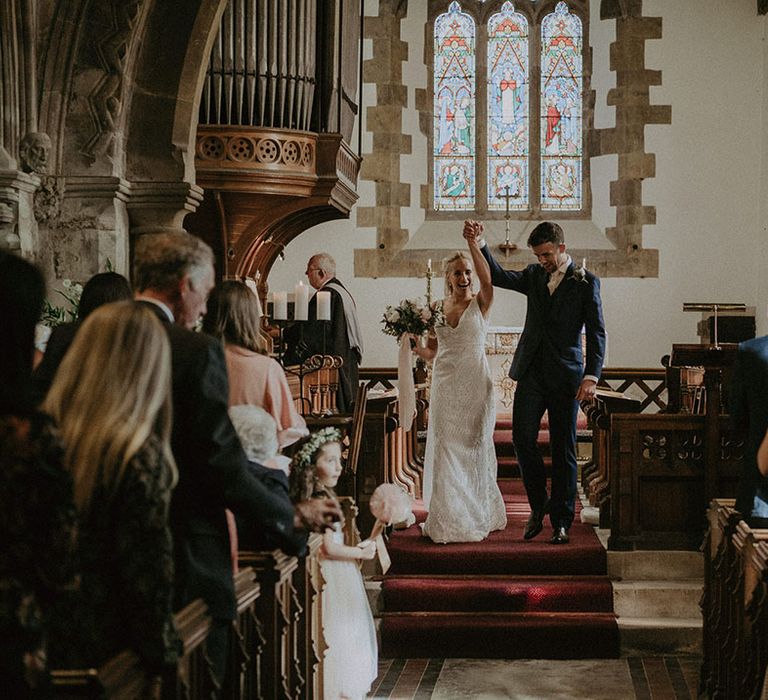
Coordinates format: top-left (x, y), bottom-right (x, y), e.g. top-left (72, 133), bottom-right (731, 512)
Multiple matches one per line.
top-left (135, 295), bottom-right (174, 323)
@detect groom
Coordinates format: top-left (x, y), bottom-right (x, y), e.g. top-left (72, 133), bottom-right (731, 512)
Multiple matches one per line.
top-left (464, 221), bottom-right (606, 544)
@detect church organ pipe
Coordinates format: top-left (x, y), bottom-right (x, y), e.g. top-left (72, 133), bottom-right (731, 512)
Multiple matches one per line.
top-left (200, 0), bottom-right (318, 130)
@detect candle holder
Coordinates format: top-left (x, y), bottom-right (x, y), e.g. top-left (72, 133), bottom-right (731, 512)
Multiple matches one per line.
top-left (497, 184), bottom-right (518, 259)
top-left (272, 319), bottom-right (287, 365)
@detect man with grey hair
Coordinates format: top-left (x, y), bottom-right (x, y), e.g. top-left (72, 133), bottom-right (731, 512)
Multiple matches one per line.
top-left (284, 252), bottom-right (363, 411)
top-left (134, 231), bottom-right (341, 684)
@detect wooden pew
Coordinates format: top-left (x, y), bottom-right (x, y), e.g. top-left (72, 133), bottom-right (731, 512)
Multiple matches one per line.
top-left (608, 412), bottom-right (742, 550)
top-left (51, 543), bottom-right (328, 700)
top-left (224, 567), bottom-right (263, 699)
top-left (580, 387), bottom-right (641, 527)
top-left (51, 598), bottom-right (214, 699)
top-left (601, 351), bottom-right (742, 550)
top-left (237, 549), bottom-right (301, 699)
top-left (702, 500), bottom-right (768, 700)
top-left (356, 369), bottom-right (429, 535)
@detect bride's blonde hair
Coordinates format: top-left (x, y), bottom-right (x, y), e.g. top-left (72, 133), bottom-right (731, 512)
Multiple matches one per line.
top-left (443, 251), bottom-right (473, 296)
top-left (43, 302), bottom-right (176, 513)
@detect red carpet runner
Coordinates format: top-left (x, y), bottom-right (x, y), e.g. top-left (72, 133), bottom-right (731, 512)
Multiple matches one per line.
top-left (379, 426), bottom-right (620, 659)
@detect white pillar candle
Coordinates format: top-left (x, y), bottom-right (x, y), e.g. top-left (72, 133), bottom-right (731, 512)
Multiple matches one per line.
top-left (427, 258), bottom-right (432, 274)
top-left (316, 290), bottom-right (331, 320)
top-left (294, 281), bottom-right (309, 320)
top-left (245, 278), bottom-right (263, 317)
top-left (273, 291), bottom-right (288, 320)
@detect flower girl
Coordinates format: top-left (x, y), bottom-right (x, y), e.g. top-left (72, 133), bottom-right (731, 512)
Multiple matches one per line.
top-left (290, 428), bottom-right (378, 699)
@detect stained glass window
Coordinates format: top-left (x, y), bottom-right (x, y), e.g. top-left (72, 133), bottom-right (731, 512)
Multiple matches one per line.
top-left (487, 2), bottom-right (529, 211)
top-left (540, 1), bottom-right (582, 210)
top-left (431, 1), bottom-right (586, 214)
top-left (434, 2), bottom-right (476, 211)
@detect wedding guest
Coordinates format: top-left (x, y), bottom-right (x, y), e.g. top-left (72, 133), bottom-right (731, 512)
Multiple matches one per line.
top-left (31, 271), bottom-right (132, 403)
top-left (289, 428), bottom-right (378, 700)
top-left (228, 405), bottom-right (307, 555)
top-left (132, 231), bottom-right (341, 684)
top-left (44, 302), bottom-right (180, 686)
top-left (203, 280), bottom-right (308, 448)
top-left (284, 253), bottom-right (363, 412)
top-left (0, 252), bottom-right (76, 696)
top-left (731, 333), bottom-right (768, 526)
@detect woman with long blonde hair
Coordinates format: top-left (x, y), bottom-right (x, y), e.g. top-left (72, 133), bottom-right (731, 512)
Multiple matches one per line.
top-left (44, 301), bottom-right (180, 680)
top-left (410, 227), bottom-right (507, 543)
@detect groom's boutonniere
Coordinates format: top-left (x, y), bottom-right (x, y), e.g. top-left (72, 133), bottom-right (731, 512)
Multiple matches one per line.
top-left (570, 258), bottom-right (588, 283)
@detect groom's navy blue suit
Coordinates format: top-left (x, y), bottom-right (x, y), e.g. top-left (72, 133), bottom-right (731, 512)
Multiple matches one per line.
top-left (481, 245), bottom-right (606, 530)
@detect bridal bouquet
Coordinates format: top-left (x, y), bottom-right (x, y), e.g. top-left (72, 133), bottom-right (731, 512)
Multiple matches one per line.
top-left (381, 297), bottom-right (443, 339)
top-left (382, 297), bottom-right (443, 434)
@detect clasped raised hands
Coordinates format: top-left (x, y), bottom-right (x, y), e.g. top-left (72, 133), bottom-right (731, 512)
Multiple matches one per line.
top-left (462, 219), bottom-right (484, 244)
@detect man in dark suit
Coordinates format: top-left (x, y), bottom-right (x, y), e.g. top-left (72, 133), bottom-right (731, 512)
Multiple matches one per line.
top-left (730, 335), bottom-right (768, 525)
top-left (284, 253), bottom-right (362, 412)
top-left (466, 221), bottom-right (606, 545)
top-left (133, 231), bottom-right (341, 684)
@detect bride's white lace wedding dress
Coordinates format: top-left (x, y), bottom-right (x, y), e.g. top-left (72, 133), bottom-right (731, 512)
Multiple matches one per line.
top-left (421, 296), bottom-right (507, 543)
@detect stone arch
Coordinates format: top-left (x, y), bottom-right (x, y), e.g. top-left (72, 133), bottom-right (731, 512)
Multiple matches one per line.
top-left (32, 0), bottom-right (227, 280)
top-left (124, 0), bottom-right (227, 186)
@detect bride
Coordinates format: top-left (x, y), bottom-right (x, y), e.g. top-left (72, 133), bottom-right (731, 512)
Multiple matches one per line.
top-left (411, 223), bottom-right (507, 543)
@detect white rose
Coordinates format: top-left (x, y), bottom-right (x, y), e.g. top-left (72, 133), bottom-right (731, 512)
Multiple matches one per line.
top-left (62, 279), bottom-right (71, 289)
top-left (389, 309), bottom-right (400, 323)
top-left (421, 307), bottom-right (432, 321)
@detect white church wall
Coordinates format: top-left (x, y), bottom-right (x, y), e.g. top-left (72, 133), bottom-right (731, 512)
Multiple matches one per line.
top-left (271, 0), bottom-right (767, 370)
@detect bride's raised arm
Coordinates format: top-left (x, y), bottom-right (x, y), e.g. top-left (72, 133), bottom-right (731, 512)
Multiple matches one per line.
top-left (464, 220), bottom-right (493, 316)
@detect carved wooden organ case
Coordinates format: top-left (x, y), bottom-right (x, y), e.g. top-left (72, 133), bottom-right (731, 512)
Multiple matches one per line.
top-left (186, 0), bottom-right (362, 291)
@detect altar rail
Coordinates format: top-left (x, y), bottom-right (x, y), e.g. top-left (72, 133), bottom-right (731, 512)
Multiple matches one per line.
top-left (701, 500), bottom-right (768, 700)
top-left (596, 367), bottom-right (668, 413)
top-left (52, 535), bottom-right (326, 699)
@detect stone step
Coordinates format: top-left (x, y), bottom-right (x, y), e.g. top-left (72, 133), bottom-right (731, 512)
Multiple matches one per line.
top-left (612, 580), bottom-right (702, 619)
top-left (380, 611), bottom-right (621, 659)
top-left (607, 549), bottom-right (703, 581)
top-left (618, 617), bottom-right (702, 656)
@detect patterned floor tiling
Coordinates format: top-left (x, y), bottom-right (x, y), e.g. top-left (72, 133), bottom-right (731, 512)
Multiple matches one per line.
top-left (369, 656), bottom-right (701, 699)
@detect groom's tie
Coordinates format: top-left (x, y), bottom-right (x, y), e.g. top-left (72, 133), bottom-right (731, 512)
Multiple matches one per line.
top-left (547, 270), bottom-right (561, 296)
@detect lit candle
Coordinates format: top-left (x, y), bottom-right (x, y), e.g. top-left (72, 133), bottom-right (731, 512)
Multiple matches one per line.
top-left (294, 281), bottom-right (309, 321)
top-left (316, 290), bottom-right (331, 321)
top-left (582, 258), bottom-right (587, 269)
top-left (273, 291), bottom-right (288, 320)
top-left (427, 258), bottom-right (432, 274)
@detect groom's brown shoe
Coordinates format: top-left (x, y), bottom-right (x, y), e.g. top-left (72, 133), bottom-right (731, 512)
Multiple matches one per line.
top-left (523, 501), bottom-right (549, 540)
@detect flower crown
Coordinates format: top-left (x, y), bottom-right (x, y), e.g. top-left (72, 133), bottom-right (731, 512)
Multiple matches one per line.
top-left (293, 427), bottom-right (342, 470)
